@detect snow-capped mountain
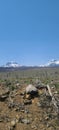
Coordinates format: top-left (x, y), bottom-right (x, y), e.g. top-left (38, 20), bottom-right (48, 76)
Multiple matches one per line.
top-left (1, 60), bottom-right (59, 68)
top-left (45, 60), bottom-right (59, 67)
top-left (3, 62), bottom-right (20, 68)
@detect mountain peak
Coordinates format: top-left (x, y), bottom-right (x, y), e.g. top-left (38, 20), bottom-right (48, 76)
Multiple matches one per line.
top-left (4, 61), bottom-right (20, 68)
top-left (45, 59), bottom-right (59, 67)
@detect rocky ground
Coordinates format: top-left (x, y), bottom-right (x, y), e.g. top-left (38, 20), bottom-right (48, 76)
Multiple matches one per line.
top-left (0, 82), bottom-right (59, 130)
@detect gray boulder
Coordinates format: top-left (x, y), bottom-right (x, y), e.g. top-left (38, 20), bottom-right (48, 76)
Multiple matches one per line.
top-left (25, 84), bottom-right (38, 95)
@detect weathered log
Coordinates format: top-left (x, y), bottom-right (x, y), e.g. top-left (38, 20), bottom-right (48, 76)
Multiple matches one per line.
top-left (47, 84), bottom-right (59, 113)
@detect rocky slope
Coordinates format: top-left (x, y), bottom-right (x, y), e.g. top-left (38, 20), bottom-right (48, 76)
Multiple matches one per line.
top-left (0, 82), bottom-right (59, 130)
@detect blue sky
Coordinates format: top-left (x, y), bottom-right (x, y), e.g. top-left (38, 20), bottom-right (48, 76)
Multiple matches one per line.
top-left (0, 0), bottom-right (59, 66)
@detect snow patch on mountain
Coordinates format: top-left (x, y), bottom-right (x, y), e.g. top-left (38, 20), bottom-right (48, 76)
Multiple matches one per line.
top-left (45, 60), bottom-right (59, 67)
top-left (4, 62), bottom-right (20, 68)
top-left (1, 60), bottom-right (59, 68)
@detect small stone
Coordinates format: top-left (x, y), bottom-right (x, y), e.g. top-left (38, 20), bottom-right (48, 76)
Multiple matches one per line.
top-left (31, 125), bottom-right (37, 130)
top-left (24, 99), bottom-right (32, 105)
top-left (25, 109), bottom-right (29, 114)
top-left (54, 91), bottom-right (58, 94)
top-left (47, 123), bottom-right (50, 128)
top-left (45, 116), bottom-right (49, 120)
top-left (26, 94), bottom-right (30, 99)
top-left (0, 119), bottom-right (3, 122)
top-left (11, 120), bottom-right (16, 127)
top-left (16, 115), bottom-right (20, 123)
top-left (37, 102), bottom-right (41, 107)
top-left (21, 119), bottom-right (30, 124)
top-left (15, 119), bottom-right (19, 123)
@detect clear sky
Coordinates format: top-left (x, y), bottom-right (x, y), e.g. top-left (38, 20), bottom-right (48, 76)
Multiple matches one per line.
top-left (0, 0), bottom-right (59, 66)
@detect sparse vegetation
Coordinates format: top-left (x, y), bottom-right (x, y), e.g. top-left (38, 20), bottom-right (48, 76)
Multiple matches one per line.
top-left (0, 67), bottom-right (59, 130)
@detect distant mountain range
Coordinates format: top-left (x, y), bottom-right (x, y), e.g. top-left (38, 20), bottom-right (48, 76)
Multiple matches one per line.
top-left (3, 62), bottom-right (20, 68)
top-left (0, 60), bottom-right (59, 68)
top-left (44, 60), bottom-right (59, 67)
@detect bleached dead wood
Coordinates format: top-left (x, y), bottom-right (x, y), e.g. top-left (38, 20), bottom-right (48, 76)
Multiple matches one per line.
top-left (47, 84), bottom-right (59, 113)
